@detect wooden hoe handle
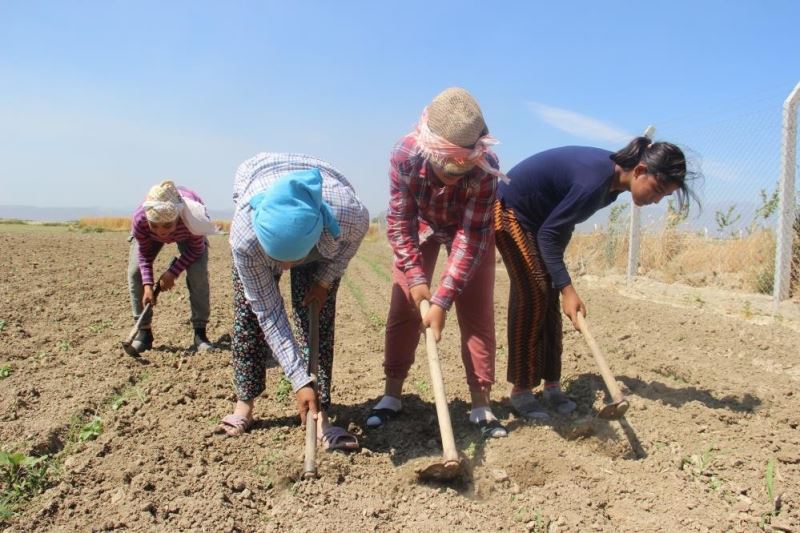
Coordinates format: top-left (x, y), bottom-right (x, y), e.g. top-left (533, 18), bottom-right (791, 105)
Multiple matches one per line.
top-left (303, 303), bottom-right (321, 478)
top-left (576, 311), bottom-right (625, 404)
top-left (419, 300), bottom-right (459, 463)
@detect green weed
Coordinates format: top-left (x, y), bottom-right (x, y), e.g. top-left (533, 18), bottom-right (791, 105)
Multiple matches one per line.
top-left (413, 378), bottom-right (430, 396)
top-left (0, 319), bottom-right (6, 332)
top-left (715, 205), bottom-right (741, 236)
top-left (681, 445), bottom-right (727, 493)
top-left (367, 313), bottom-right (386, 329)
top-left (275, 376), bottom-right (292, 404)
top-left (110, 395), bottom-right (126, 411)
top-left (0, 501), bottom-right (12, 522)
top-left (0, 365), bottom-right (11, 379)
top-left (765, 458), bottom-right (776, 504)
top-left (765, 459), bottom-right (775, 500)
top-left (107, 383), bottom-right (146, 412)
top-left (56, 340), bottom-right (71, 352)
top-left (464, 441), bottom-right (476, 459)
top-left (88, 320), bottom-right (112, 334)
top-left (759, 459), bottom-right (781, 527)
top-left (0, 451), bottom-right (51, 518)
top-left (78, 417), bottom-right (103, 442)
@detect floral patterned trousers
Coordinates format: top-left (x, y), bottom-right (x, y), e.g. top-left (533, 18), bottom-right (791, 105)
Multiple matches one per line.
top-left (231, 262), bottom-right (340, 410)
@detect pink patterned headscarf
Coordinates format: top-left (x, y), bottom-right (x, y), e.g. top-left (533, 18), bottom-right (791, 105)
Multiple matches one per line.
top-left (409, 108), bottom-right (509, 184)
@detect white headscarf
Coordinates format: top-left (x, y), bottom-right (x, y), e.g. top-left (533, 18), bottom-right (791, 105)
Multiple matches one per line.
top-left (143, 181), bottom-right (219, 235)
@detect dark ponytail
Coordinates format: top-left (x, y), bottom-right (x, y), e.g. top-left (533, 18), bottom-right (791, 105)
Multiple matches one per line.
top-left (611, 136), bottom-right (702, 212)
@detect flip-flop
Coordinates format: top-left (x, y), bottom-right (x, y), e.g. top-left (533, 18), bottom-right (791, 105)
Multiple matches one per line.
top-left (510, 391), bottom-right (551, 421)
top-left (320, 426), bottom-right (359, 452)
top-left (476, 419), bottom-right (508, 439)
top-left (542, 389), bottom-right (577, 415)
top-left (216, 414), bottom-right (254, 437)
top-left (365, 408), bottom-right (401, 428)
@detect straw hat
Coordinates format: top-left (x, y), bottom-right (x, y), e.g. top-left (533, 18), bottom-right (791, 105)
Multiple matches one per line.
top-left (427, 87), bottom-right (487, 148)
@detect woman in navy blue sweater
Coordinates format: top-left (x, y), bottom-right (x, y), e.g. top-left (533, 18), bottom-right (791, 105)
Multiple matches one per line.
top-left (494, 137), bottom-right (699, 420)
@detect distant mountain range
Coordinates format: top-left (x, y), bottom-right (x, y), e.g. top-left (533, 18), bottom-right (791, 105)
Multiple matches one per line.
top-left (0, 205), bottom-right (233, 222)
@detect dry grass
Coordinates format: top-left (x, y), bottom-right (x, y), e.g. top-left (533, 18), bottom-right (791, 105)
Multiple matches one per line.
top-left (363, 223), bottom-right (381, 242)
top-left (76, 217), bottom-right (130, 231)
top-left (75, 217), bottom-right (231, 233)
top-left (213, 220), bottom-right (231, 232)
top-left (567, 229), bottom-right (778, 294)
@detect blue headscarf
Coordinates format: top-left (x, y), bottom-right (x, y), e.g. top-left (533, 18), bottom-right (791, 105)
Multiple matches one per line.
top-left (249, 168), bottom-right (341, 262)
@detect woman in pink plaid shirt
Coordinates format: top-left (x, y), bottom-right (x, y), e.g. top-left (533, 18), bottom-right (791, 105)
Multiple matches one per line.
top-left (366, 88), bottom-right (508, 439)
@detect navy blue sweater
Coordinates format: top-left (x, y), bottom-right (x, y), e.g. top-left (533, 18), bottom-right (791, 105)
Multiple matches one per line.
top-left (498, 146), bottom-right (620, 289)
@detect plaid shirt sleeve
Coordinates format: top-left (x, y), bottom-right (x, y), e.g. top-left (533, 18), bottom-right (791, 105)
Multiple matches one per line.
top-left (432, 156), bottom-right (499, 311)
top-left (386, 143), bottom-right (426, 289)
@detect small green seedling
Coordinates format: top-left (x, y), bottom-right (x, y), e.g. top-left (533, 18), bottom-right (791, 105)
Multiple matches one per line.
top-left (275, 376), bottom-right (292, 404)
top-left (464, 441), bottom-right (477, 460)
top-left (0, 365), bottom-right (11, 379)
top-left (765, 458), bottom-right (776, 505)
top-left (110, 396), bottom-right (126, 411)
top-left (78, 417), bottom-right (103, 442)
top-left (88, 320), bottom-right (112, 334)
top-left (758, 458), bottom-right (781, 527)
top-left (413, 379), bottom-right (430, 396)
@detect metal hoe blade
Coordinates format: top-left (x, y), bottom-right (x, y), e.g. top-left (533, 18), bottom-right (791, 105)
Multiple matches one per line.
top-left (415, 456), bottom-right (467, 482)
top-left (121, 342), bottom-right (140, 358)
top-left (597, 399), bottom-right (629, 420)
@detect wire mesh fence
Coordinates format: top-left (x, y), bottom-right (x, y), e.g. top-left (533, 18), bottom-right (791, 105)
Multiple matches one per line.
top-left (567, 85), bottom-right (800, 302)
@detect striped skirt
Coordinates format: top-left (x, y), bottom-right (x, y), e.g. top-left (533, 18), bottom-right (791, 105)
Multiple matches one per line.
top-left (494, 200), bottom-right (563, 388)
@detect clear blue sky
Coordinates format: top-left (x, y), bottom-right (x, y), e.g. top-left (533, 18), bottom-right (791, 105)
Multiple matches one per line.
top-left (1, 1), bottom-right (798, 219)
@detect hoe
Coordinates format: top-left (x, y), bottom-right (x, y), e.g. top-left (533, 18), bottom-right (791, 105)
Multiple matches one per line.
top-left (576, 311), bottom-right (629, 419)
top-left (414, 300), bottom-right (467, 482)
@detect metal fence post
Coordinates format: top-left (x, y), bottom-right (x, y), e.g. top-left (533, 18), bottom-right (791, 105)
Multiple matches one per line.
top-left (626, 125), bottom-right (656, 285)
top-left (773, 82), bottom-right (800, 308)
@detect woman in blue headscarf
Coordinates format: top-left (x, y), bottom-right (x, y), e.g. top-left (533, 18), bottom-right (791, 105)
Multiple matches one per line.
top-left (219, 153), bottom-right (369, 451)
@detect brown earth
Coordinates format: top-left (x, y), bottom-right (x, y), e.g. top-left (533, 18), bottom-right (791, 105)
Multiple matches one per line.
top-left (1, 225), bottom-right (799, 532)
